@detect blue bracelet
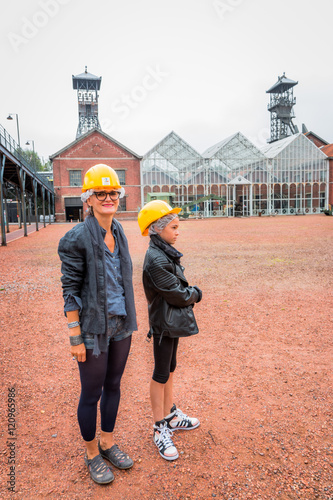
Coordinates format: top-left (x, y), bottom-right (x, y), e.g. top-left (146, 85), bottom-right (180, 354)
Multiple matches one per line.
top-left (68, 321), bottom-right (80, 329)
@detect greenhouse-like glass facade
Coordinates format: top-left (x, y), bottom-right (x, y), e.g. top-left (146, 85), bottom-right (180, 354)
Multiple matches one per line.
top-left (260, 133), bottom-right (328, 215)
top-left (141, 131), bottom-right (328, 217)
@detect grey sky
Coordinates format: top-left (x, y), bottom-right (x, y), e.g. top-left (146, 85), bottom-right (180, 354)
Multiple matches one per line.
top-left (2, 0), bottom-right (332, 162)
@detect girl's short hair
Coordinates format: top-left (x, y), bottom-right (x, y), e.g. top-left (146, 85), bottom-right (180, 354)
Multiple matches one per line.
top-left (148, 213), bottom-right (178, 236)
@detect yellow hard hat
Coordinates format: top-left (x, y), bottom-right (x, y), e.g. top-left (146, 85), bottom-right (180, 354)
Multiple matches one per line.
top-left (138, 200), bottom-right (181, 236)
top-left (82, 164), bottom-right (121, 192)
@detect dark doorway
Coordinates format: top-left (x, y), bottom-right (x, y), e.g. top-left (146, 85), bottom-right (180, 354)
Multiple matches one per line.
top-left (64, 197), bottom-right (83, 222)
top-left (65, 206), bottom-right (82, 221)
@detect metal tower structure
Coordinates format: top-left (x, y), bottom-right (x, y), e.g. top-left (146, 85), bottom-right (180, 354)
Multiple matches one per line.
top-left (72, 67), bottom-right (102, 138)
top-left (266, 73), bottom-right (299, 143)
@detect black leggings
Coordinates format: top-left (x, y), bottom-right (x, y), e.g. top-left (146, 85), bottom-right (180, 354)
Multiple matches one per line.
top-left (153, 336), bottom-right (179, 384)
top-left (77, 335), bottom-right (131, 442)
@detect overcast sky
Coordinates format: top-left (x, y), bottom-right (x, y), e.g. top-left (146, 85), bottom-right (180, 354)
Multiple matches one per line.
top-left (2, 0), bottom-right (333, 162)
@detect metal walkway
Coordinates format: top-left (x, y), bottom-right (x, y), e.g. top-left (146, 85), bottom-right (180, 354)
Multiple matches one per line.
top-left (0, 124), bottom-right (55, 246)
top-left (3, 223), bottom-right (45, 244)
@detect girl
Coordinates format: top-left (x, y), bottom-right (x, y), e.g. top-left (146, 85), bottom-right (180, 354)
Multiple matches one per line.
top-left (138, 200), bottom-right (202, 460)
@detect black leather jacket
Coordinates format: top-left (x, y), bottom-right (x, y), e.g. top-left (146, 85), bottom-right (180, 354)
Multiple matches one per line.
top-left (58, 218), bottom-right (137, 339)
top-left (143, 239), bottom-right (201, 339)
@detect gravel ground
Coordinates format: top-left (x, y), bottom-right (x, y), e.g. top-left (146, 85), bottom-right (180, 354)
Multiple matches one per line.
top-left (1, 215), bottom-right (332, 500)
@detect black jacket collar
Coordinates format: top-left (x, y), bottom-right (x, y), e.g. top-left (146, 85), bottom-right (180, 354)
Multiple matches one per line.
top-left (149, 234), bottom-right (183, 264)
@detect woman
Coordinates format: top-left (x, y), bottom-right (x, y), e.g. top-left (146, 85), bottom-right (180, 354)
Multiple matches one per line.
top-left (58, 164), bottom-right (137, 484)
top-left (138, 200), bottom-right (202, 461)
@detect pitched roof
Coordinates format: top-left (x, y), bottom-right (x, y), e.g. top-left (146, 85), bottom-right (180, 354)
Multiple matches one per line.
top-left (73, 70), bottom-right (101, 81)
top-left (49, 128), bottom-right (142, 160)
top-left (202, 133), bottom-right (239, 158)
top-left (260, 134), bottom-right (299, 157)
top-left (304, 131), bottom-right (329, 146)
top-left (202, 132), bottom-right (264, 161)
top-left (143, 130), bottom-right (202, 161)
top-left (261, 132), bottom-right (328, 159)
top-left (72, 67), bottom-right (102, 90)
top-left (228, 175), bottom-right (251, 185)
top-left (321, 143), bottom-right (333, 157)
top-left (266, 73), bottom-right (298, 93)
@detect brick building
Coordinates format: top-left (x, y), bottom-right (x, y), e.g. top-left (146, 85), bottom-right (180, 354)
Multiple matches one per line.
top-left (321, 143), bottom-right (333, 207)
top-left (303, 128), bottom-right (333, 207)
top-left (50, 128), bottom-right (142, 222)
top-left (303, 130), bottom-right (328, 149)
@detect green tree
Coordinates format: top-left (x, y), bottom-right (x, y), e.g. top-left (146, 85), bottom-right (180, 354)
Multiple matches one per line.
top-left (20, 149), bottom-right (51, 172)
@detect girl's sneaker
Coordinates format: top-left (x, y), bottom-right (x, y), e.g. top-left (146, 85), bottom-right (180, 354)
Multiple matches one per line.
top-left (153, 420), bottom-right (179, 461)
top-left (164, 404), bottom-right (200, 431)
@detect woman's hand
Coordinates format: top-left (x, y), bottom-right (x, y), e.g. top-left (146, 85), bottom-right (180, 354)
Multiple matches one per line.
top-left (67, 311), bottom-right (85, 362)
top-left (71, 343), bottom-right (86, 363)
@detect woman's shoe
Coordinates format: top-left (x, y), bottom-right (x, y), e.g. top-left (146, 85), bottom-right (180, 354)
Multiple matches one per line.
top-left (164, 404), bottom-right (200, 431)
top-left (153, 420), bottom-right (179, 461)
top-left (84, 453), bottom-right (114, 484)
top-left (98, 443), bottom-right (134, 470)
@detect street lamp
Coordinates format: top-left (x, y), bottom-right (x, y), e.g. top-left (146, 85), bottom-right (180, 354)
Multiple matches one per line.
top-left (25, 140), bottom-right (36, 226)
top-left (7, 113), bottom-right (24, 231)
top-left (25, 140), bottom-right (35, 169)
top-left (25, 139), bottom-right (35, 150)
top-left (7, 113), bottom-right (21, 147)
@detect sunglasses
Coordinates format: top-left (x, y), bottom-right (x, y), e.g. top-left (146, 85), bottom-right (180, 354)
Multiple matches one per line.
top-left (93, 191), bottom-right (120, 201)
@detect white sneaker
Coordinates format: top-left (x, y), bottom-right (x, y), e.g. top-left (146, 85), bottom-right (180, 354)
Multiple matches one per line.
top-left (165, 404), bottom-right (200, 431)
top-left (153, 420), bottom-right (179, 461)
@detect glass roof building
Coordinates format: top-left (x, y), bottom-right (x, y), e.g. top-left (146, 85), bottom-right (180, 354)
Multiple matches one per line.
top-left (260, 133), bottom-right (328, 215)
top-left (141, 131), bottom-right (328, 217)
top-left (141, 131), bottom-right (202, 209)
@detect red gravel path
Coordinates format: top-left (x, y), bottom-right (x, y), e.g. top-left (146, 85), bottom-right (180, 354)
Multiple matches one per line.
top-left (1, 215), bottom-right (332, 499)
